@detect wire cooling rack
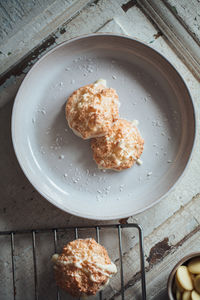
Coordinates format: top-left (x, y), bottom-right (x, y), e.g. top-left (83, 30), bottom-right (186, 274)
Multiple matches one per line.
top-left (0, 223), bottom-right (146, 300)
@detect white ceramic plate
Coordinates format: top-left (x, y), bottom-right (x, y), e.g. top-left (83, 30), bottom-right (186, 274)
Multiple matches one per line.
top-left (12, 34), bottom-right (196, 220)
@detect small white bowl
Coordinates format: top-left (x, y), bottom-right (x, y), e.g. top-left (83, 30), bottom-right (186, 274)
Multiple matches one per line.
top-left (167, 252), bottom-right (200, 299)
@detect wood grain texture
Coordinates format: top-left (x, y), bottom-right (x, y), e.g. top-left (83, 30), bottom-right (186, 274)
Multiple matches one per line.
top-left (0, 0), bottom-right (55, 41)
top-left (0, 0), bottom-right (93, 75)
top-left (0, 1), bottom-right (200, 299)
top-left (137, 0), bottom-right (200, 80)
top-left (164, 0), bottom-right (200, 44)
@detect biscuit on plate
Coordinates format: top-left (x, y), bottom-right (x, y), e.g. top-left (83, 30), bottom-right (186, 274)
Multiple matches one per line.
top-left (52, 238), bottom-right (117, 297)
top-left (65, 79), bottom-right (119, 139)
top-left (91, 119), bottom-right (144, 171)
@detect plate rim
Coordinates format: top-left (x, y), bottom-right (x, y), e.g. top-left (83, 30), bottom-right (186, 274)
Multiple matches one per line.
top-left (11, 33), bottom-right (197, 220)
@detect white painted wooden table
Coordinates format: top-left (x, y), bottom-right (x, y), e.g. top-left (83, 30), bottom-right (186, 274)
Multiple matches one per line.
top-left (0, 1), bottom-right (200, 299)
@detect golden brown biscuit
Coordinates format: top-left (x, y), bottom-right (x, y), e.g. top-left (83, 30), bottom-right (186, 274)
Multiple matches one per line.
top-left (65, 80), bottom-right (119, 139)
top-left (52, 238), bottom-right (117, 297)
top-left (91, 119), bottom-right (144, 171)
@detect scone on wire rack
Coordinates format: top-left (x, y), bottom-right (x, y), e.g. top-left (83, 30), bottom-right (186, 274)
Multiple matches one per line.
top-left (65, 79), bottom-right (119, 139)
top-left (91, 118), bottom-right (144, 171)
top-left (52, 238), bottom-right (117, 297)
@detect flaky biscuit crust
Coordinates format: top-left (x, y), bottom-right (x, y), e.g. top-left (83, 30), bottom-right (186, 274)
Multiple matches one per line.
top-left (53, 238), bottom-right (116, 297)
top-left (66, 83), bottom-right (119, 139)
top-left (91, 119), bottom-right (144, 171)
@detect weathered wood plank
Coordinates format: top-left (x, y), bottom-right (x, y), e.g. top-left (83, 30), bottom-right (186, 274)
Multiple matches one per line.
top-left (163, 0), bottom-right (200, 44)
top-left (0, 0), bottom-right (93, 75)
top-left (137, 0), bottom-right (200, 80)
top-left (0, 0), bottom-right (127, 106)
top-left (0, 0), bottom-right (55, 41)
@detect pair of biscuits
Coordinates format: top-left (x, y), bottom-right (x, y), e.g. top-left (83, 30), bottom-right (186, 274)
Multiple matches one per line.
top-left (65, 80), bottom-right (144, 170)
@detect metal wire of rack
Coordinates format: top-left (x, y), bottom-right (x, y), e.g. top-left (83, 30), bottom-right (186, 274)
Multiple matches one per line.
top-left (0, 223), bottom-right (146, 300)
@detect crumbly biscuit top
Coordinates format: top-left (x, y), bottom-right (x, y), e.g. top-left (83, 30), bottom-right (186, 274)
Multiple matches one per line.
top-left (52, 238), bottom-right (117, 296)
top-left (91, 119), bottom-right (144, 171)
top-left (66, 80), bottom-right (119, 139)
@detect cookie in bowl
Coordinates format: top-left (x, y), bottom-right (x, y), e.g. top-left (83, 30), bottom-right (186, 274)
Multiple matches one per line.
top-left (91, 118), bottom-right (144, 171)
top-left (65, 79), bottom-right (119, 139)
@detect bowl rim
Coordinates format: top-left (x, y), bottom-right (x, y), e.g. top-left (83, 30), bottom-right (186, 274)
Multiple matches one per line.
top-left (167, 252), bottom-right (200, 299)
